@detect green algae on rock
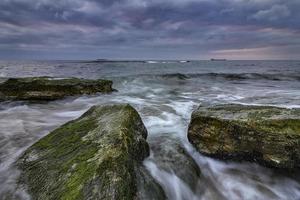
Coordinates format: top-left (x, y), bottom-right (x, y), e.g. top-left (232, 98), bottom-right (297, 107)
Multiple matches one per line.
top-left (17, 104), bottom-right (165, 200)
top-left (188, 104), bottom-right (300, 169)
top-left (0, 77), bottom-right (114, 101)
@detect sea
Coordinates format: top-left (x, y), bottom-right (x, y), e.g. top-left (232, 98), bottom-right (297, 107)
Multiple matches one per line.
top-left (0, 60), bottom-right (300, 200)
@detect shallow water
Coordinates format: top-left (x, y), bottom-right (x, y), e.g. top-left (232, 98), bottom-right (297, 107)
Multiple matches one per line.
top-left (0, 60), bottom-right (300, 199)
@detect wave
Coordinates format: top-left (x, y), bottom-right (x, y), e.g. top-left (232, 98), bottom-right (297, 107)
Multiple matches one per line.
top-left (151, 73), bottom-right (300, 81)
top-left (146, 61), bottom-right (159, 64)
top-left (191, 73), bottom-right (300, 81)
top-left (145, 60), bottom-right (190, 64)
top-left (160, 73), bottom-right (190, 80)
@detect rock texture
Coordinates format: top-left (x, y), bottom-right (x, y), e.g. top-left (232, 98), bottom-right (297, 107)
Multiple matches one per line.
top-left (0, 77), bottom-right (114, 101)
top-left (188, 104), bottom-right (300, 169)
top-left (17, 104), bottom-right (165, 200)
top-left (148, 135), bottom-right (201, 191)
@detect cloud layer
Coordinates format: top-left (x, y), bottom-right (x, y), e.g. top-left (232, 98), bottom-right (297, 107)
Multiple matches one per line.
top-left (0, 0), bottom-right (299, 59)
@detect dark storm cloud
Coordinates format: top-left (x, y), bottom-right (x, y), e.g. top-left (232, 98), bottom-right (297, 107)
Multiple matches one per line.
top-left (0, 0), bottom-right (299, 59)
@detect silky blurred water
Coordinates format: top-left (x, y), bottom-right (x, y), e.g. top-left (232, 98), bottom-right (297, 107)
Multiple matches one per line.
top-left (0, 60), bottom-right (300, 200)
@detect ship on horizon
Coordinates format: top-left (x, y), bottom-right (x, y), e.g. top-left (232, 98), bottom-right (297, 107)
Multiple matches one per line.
top-left (210, 58), bottom-right (227, 61)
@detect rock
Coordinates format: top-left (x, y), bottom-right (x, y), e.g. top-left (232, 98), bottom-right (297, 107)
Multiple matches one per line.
top-left (135, 166), bottom-right (166, 200)
top-left (17, 104), bottom-right (165, 200)
top-left (188, 104), bottom-right (300, 169)
top-left (148, 135), bottom-right (201, 191)
top-left (0, 77), bottom-right (114, 101)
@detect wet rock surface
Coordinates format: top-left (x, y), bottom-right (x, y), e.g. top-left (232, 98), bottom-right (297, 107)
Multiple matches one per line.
top-left (17, 104), bottom-right (165, 200)
top-left (148, 135), bottom-right (201, 191)
top-left (188, 104), bottom-right (300, 169)
top-left (135, 166), bottom-right (166, 200)
top-left (0, 77), bottom-right (114, 101)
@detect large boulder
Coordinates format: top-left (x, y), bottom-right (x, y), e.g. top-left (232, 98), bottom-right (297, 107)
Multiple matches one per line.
top-left (17, 104), bottom-right (165, 200)
top-left (0, 77), bottom-right (114, 101)
top-left (188, 104), bottom-right (300, 169)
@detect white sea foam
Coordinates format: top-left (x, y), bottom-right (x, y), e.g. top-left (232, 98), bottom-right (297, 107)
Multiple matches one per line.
top-left (144, 160), bottom-right (199, 200)
top-left (216, 94), bottom-right (244, 101)
top-left (146, 61), bottom-right (159, 64)
top-left (185, 145), bottom-right (300, 200)
top-left (54, 110), bottom-right (86, 118)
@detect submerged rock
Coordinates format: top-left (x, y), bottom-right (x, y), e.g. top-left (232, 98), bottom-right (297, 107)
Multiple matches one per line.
top-left (135, 166), bottom-right (166, 200)
top-left (188, 104), bottom-right (300, 169)
top-left (148, 135), bottom-right (201, 191)
top-left (17, 104), bottom-right (165, 200)
top-left (0, 77), bottom-right (114, 101)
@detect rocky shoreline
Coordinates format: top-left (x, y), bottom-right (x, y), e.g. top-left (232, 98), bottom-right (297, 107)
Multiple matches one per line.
top-left (4, 77), bottom-right (299, 199)
top-left (16, 103), bottom-right (299, 199)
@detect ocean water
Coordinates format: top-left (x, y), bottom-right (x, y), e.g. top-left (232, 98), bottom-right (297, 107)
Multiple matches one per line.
top-left (0, 60), bottom-right (300, 200)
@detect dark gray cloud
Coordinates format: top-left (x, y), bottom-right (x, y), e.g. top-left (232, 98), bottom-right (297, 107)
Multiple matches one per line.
top-left (0, 0), bottom-right (299, 59)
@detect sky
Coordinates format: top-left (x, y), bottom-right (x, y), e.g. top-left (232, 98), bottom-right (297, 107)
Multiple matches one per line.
top-left (0, 0), bottom-right (299, 60)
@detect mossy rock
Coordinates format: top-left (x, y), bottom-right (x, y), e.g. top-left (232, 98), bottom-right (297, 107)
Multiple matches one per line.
top-left (17, 104), bottom-right (165, 200)
top-left (0, 77), bottom-right (114, 101)
top-left (188, 104), bottom-right (300, 169)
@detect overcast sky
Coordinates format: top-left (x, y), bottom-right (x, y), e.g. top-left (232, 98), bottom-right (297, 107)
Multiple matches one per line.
top-left (0, 0), bottom-right (299, 60)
